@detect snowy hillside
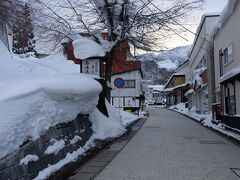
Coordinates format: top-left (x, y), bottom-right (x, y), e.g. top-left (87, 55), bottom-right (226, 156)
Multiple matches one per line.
top-left (140, 45), bottom-right (191, 70)
top-left (139, 45), bottom-right (191, 84)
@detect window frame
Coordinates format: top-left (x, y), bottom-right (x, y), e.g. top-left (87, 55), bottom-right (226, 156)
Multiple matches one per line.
top-left (223, 43), bottom-right (233, 65)
top-left (124, 80), bottom-right (136, 88)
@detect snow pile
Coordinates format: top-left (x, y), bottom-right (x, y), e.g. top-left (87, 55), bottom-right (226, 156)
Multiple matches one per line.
top-left (44, 139), bottom-right (65, 155)
top-left (148, 85), bottom-right (164, 92)
top-left (34, 102), bottom-right (140, 180)
top-left (89, 100), bottom-right (126, 140)
top-left (89, 100), bottom-right (140, 140)
top-left (120, 110), bottom-right (139, 126)
top-left (20, 155), bottom-right (39, 165)
top-left (169, 103), bottom-right (240, 142)
top-left (219, 65), bottom-right (240, 83)
top-left (209, 0), bottom-right (238, 40)
top-left (192, 67), bottom-right (207, 87)
top-left (0, 40), bottom-right (102, 159)
top-left (184, 89), bottom-right (195, 97)
top-left (70, 136), bottom-right (82, 145)
top-left (34, 144), bottom-right (87, 180)
top-left (72, 38), bottom-right (105, 59)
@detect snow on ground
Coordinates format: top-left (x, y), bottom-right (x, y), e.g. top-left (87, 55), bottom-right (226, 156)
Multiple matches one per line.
top-left (20, 155), bottom-right (39, 165)
top-left (70, 135), bottom-right (82, 145)
top-left (44, 139), bottom-right (65, 155)
top-left (0, 39), bottom-right (141, 178)
top-left (169, 103), bottom-right (240, 141)
top-left (0, 40), bottom-right (102, 159)
top-left (34, 100), bottom-right (140, 180)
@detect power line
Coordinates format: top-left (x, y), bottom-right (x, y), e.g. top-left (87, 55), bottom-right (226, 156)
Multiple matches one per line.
top-left (148, 0), bottom-right (214, 45)
top-left (138, 0), bottom-right (214, 55)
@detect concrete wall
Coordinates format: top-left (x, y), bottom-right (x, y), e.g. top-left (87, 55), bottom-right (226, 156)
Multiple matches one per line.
top-left (0, 114), bottom-right (93, 180)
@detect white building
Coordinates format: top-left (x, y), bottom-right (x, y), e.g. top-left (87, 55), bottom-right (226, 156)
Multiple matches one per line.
top-left (211, 0), bottom-right (240, 130)
top-left (111, 67), bottom-right (143, 111)
top-left (0, 22), bottom-right (12, 51)
top-left (188, 14), bottom-right (220, 114)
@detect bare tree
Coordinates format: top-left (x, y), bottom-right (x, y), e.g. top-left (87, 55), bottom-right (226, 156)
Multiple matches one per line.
top-left (0, 0), bottom-right (22, 24)
top-left (31, 0), bottom-right (204, 100)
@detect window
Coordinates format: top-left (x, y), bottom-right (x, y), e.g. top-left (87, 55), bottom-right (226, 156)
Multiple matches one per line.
top-left (223, 44), bottom-right (233, 65)
top-left (226, 96), bottom-right (236, 115)
top-left (124, 80), bottom-right (135, 88)
top-left (225, 86), bottom-right (236, 115)
top-left (219, 49), bottom-right (223, 76)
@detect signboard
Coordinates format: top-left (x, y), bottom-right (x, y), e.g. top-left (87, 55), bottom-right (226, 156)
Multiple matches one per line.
top-left (82, 58), bottom-right (100, 76)
top-left (114, 78), bottom-right (125, 88)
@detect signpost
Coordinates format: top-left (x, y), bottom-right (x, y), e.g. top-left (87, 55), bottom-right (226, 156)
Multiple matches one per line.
top-left (114, 78), bottom-right (125, 116)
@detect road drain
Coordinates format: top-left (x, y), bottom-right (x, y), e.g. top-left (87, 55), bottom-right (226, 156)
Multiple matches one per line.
top-left (230, 168), bottom-right (240, 178)
top-left (199, 140), bottom-right (227, 145)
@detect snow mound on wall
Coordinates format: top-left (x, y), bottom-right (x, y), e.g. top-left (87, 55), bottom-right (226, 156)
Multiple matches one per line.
top-left (72, 38), bottom-right (105, 59)
top-left (20, 155), bottom-right (39, 165)
top-left (0, 74), bottom-right (102, 159)
top-left (0, 40), bottom-right (102, 159)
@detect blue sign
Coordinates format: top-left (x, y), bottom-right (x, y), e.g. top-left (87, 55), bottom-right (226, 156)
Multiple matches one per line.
top-left (114, 78), bottom-right (125, 88)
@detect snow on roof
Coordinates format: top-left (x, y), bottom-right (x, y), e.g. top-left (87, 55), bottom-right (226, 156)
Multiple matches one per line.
top-left (184, 89), bottom-right (195, 97)
top-left (219, 65), bottom-right (240, 83)
top-left (148, 85), bottom-right (164, 91)
top-left (164, 73), bottom-right (185, 89)
top-left (173, 82), bottom-right (190, 90)
top-left (188, 13), bottom-right (220, 57)
top-left (72, 38), bottom-right (105, 59)
top-left (209, 0), bottom-right (238, 41)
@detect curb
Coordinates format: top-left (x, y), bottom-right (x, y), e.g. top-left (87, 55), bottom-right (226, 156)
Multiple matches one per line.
top-left (48, 117), bottom-right (146, 180)
top-left (168, 109), bottom-right (240, 147)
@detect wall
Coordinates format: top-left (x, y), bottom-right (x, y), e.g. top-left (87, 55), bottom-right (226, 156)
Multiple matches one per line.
top-left (176, 61), bottom-right (190, 82)
top-left (174, 76), bottom-right (185, 87)
top-left (0, 23), bottom-right (9, 50)
top-left (0, 114), bottom-right (93, 180)
top-left (214, 1), bottom-right (240, 89)
top-left (189, 15), bottom-right (219, 113)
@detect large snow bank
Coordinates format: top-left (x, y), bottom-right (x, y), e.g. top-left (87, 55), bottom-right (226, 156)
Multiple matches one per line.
top-left (192, 67), bottom-right (206, 88)
top-left (89, 100), bottom-right (139, 139)
top-left (34, 102), bottom-right (140, 180)
top-left (0, 40), bottom-right (102, 159)
top-left (72, 38), bottom-right (105, 59)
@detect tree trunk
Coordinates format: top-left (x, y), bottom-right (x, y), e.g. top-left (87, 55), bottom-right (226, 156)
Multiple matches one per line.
top-left (104, 41), bottom-right (120, 102)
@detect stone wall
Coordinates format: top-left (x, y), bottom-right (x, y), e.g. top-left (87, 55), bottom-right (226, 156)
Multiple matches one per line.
top-left (0, 114), bottom-right (93, 180)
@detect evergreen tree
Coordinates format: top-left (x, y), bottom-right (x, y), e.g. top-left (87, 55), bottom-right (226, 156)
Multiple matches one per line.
top-left (13, 3), bottom-right (35, 54)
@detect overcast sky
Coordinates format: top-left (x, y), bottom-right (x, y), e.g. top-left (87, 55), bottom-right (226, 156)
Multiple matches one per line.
top-left (164, 0), bottom-right (229, 49)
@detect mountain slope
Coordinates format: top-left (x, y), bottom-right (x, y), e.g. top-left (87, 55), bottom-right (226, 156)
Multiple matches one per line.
top-left (139, 45), bottom-right (191, 84)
